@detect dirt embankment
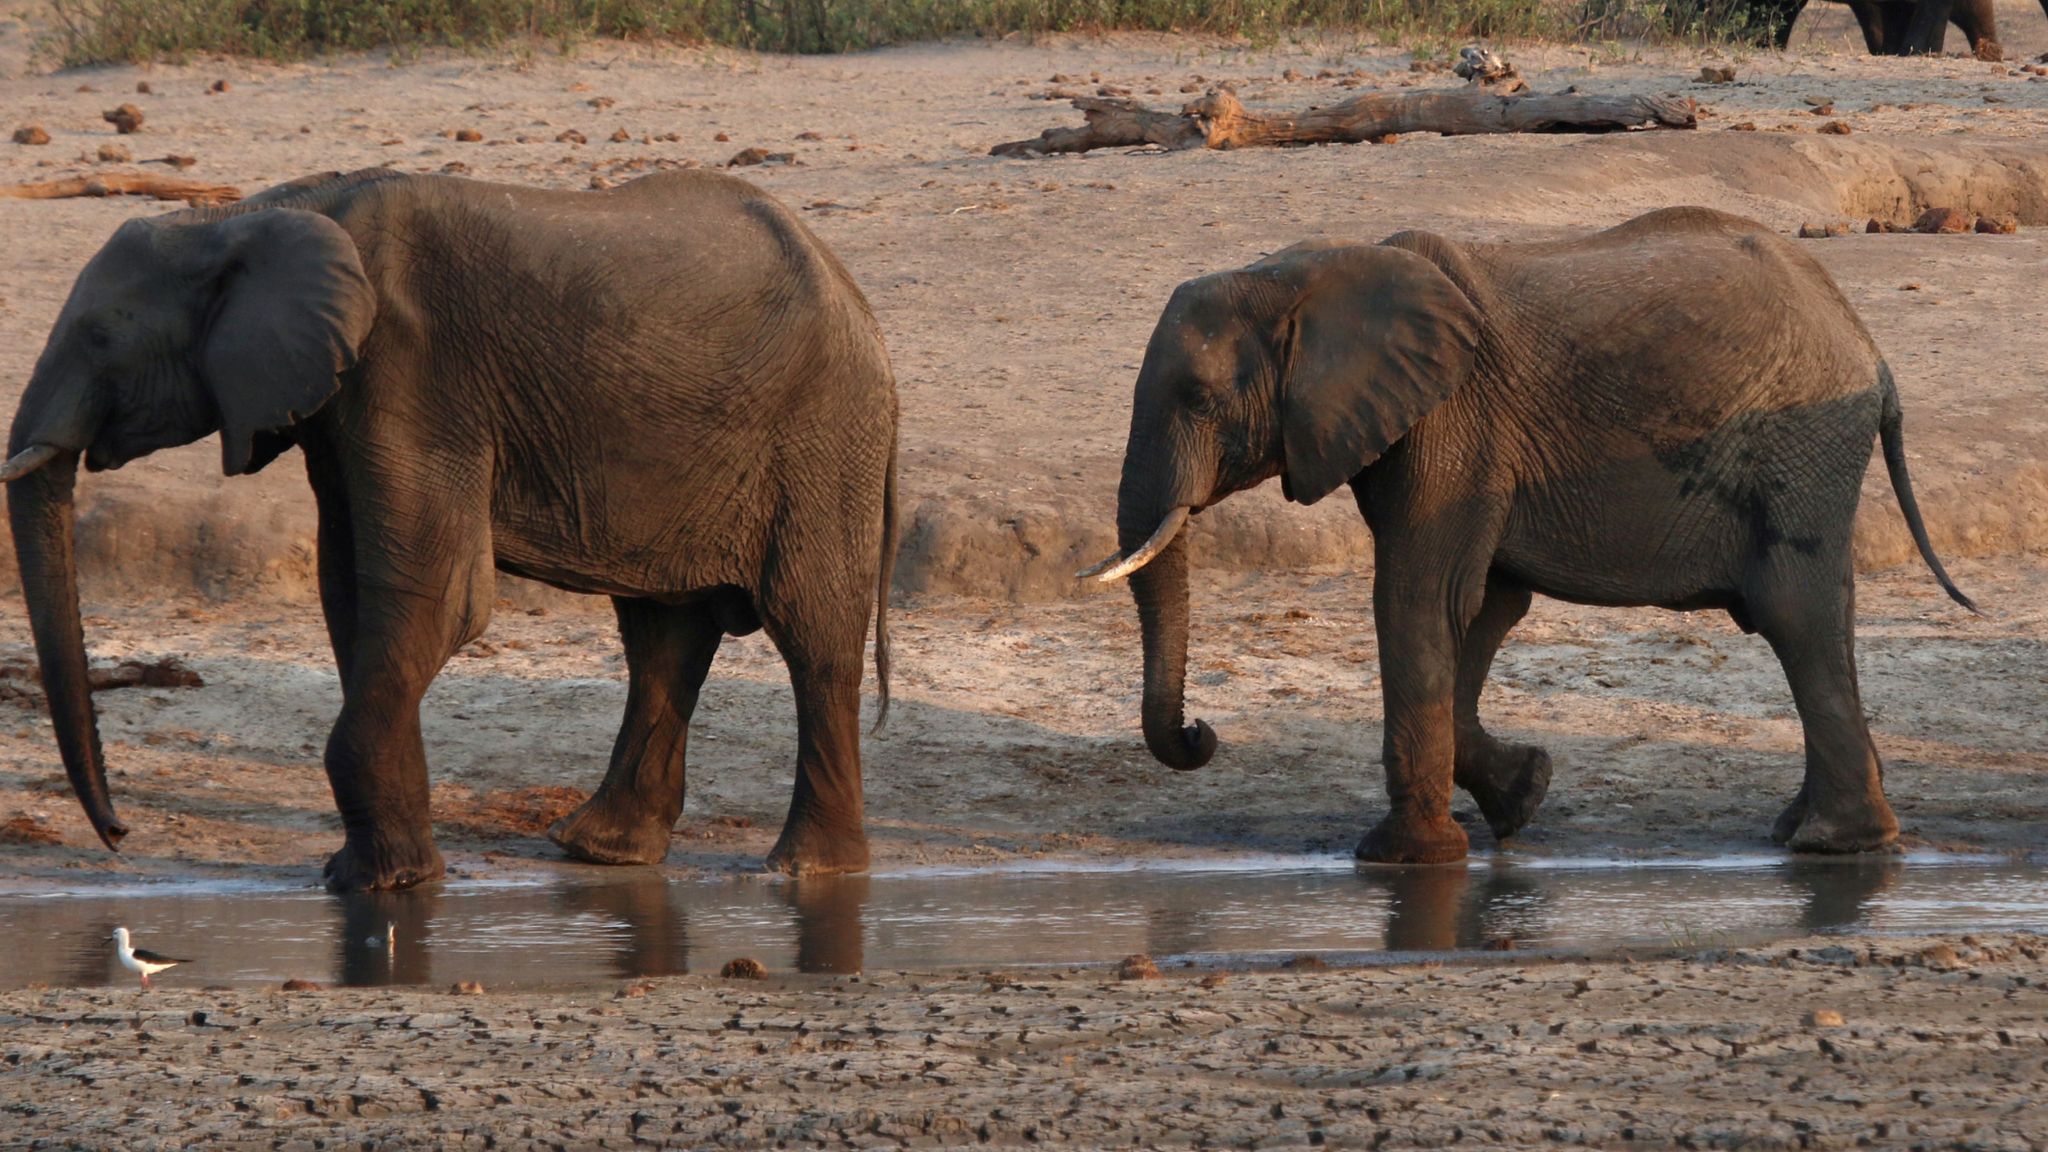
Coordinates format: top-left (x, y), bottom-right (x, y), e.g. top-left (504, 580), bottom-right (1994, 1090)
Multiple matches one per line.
top-left (2, 934), bottom-right (2041, 1148)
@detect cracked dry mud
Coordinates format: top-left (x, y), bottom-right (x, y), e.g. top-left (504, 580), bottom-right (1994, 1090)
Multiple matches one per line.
top-left (3, 936), bottom-right (2044, 1149)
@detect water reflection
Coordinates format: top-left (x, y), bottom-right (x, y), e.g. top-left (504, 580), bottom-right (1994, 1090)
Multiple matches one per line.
top-left (0, 854), bottom-right (2033, 990)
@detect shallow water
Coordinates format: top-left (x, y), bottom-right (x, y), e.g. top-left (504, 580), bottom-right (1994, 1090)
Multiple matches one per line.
top-left (3, 854), bottom-right (2043, 989)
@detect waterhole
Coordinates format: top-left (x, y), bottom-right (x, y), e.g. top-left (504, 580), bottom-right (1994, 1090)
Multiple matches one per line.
top-left (3, 853), bottom-right (2042, 989)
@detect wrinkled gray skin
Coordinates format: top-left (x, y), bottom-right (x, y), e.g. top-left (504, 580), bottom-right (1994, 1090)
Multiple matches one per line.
top-left (1755, 0), bottom-right (2033, 54)
top-left (7, 168), bottom-right (899, 891)
top-left (1094, 207), bottom-right (1975, 865)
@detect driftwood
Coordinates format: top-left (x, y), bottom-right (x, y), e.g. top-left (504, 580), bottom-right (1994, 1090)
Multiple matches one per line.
top-left (0, 171), bottom-right (241, 205)
top-left (992, 84), bottom-right (1697, 157)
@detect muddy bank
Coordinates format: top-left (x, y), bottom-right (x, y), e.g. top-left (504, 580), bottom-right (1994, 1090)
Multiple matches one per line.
top-left (2, 933), bottom-right (2041, 1149)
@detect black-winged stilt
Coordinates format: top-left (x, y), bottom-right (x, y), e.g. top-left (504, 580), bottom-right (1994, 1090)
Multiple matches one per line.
top-left (110, 927), bottom-right (189, 989)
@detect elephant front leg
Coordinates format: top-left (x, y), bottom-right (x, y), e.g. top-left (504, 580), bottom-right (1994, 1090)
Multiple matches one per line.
top-left (1452, 576), bottom-right (1551, 844)
top-left (550, 599), bottom-right (723, 866)
top-left (322, 676), bottom-right (446, 892)
top-left (1357, 580), bottom-right (1472, 866)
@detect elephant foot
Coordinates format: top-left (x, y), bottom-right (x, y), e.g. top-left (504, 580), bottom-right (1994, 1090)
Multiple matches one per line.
top-left (1782, 804), bottom-right (1901, 855)
top-left (1355, 811), bottom-right (1469, 865)
top-left (1770, 791), bottom-right (1809, 846)
top-left (323, 830), bottom-right (445, 893)
top-left (547, 798), bottom-right (677, 866)
top-left (765, 818), bottom-right (870, 877)
top-left (1455, 738), bottom-right (1552, 842)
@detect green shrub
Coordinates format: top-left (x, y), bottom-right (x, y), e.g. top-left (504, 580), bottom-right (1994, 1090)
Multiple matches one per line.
top-left (42, 0), bottom-right (1764, 65)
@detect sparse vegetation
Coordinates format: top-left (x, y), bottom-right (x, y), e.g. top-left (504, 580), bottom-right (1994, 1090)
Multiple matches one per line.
top-left (43, 0), bottom-right (1768, 66)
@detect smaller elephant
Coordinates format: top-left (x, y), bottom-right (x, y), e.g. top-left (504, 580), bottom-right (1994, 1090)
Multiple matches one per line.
top-left (1082, 207), bottom-right (1975, 864)
top-left (7, 168), bottom-right (898, 889)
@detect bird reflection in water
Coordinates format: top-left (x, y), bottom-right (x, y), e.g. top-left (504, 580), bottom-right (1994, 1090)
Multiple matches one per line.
top-left (337, 889), bottom-right (437, 986)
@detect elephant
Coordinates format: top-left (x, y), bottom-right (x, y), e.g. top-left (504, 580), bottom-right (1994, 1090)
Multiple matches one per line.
top-left (1079, 206), bottom-right (1976, 865)
top-left (1746, 0), bottom-right (2024, 55)
top-left (5, 167), bottom-right (899, 891)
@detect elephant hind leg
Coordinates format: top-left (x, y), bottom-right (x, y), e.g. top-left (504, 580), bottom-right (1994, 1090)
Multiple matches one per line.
top-left (759, 572), bottom-right (875, 878)
top-left (1452, 574), bottom-right (1551, 843)
top-left (550, 597), bottom-right (723, 866)
top-left (1746, 555), bottom-right (1900, 854)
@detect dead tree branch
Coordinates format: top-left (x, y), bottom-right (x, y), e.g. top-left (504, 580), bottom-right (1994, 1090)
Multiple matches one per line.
top-left (0, 172), bottom-right (242, 205)
top-left (992, 84), bottom-right (1697, 158)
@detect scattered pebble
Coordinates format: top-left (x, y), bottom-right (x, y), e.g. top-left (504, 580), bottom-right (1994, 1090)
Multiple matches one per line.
top-left (209, 79), bottom-right (230, 94)
top-left (714, 131), bottom-right (730, 142)
top-left (449, 981), bottom-right (486, 995)
top-left (1805, 1008), bottom-right (1846, 1028)
top-left (1819, 120), bottom-right (1852, 135)
top-left (721, 957), bottom-right (767, 980)
top-left (1281, 955), bottom-right (1328, 971)
top-left (452, 128), bottom-right (483, 142)
top-left (1115, 954), bottom-right (1161, 980)
top-left (609, 128), bottom-right (631, 143)
top-left (96, 143), bottom-right (131, 163)
top-left (556, 129), bottom-right (586, 145)
top-left (134, 80), bottom-right (151, 94)
top-left (12, 125), bottom-right (49, 146)
top-left (587, 96), bottom-right (616, 109)
top-left (280, 978), bottom-right (323, 991)
top-left (1198, 972), bottom-right (1229, 988)
top-left (1976, 216), bottom-right (2018, 234)
top-left (1698, 64), bottom-right (1736, 83)
top-left (103, 104), bottom-right (144, 134)
top-left (1725, 121), bottom-right (1757, 132)
top-left (725, 147), bottom-right (793, 167)
top-left (1913, 207), bottom-right (1975, 233)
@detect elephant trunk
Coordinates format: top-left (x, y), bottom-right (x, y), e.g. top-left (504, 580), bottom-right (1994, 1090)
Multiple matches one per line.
top-left (1125, 513), bottom-right (1215, 772)
top-left (8, 449), bottom-right (123, 848)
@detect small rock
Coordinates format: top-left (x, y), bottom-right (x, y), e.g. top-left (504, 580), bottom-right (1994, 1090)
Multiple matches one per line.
top-left (1116, 954), bottom-right (1161, 980)
top-left (1912, 207), bottom-right (1975, 234)
top-left (453, 128), bottom-right (482, 142)
top-left (1798, 221), bottom-right (1852, 238)
top-left (76, 83), bottom-right (96, 92)
top-left (103, 104), bottom-right (144, 133)
top-left (1919, 943), bottom-right (1968, 970)
top-left (440, 161), bottom-right (470, 174)
top-left (134, 81), bottom-right (152, 94)
top-left (588, 175), bottom-right (615, 190)
top-left (281, 978), bottom-right (323, 991)
top-left (1198, 973), bottom-right (1229, 988)
top-left (12, 125), bottom-right (50, 146)
top-left (1867, 218), bottom-right (1902, 233)
top-left (1805, 1008), bottom-right (1846, 1027)
top-left (450, 980), bottom-right (486, 995)
top-left (1975, 215), bottom-right (2018, 234)
top-left (1808, 102), bottom-right (1835, 116)
top-left (97, 142), bottom-right (131, 162)
top-left (1281, 954), bottom-right (1328, 971)
top-left (609, 127), bottom-right (630, 143)
top-left (1725, 121), bottom-right (1757, 132)
top-left (1819, 120), bottom-right (1852, 135)
top-left (725, 147), bottom-right (793, 167)
top-left (795, 130), bottom-right (823, 141)
top-left (616, 982), bottom-right (655, 999)
top-left (714, 131), bottom-right (731, 141)
top-left (555, 128), bottom-right (586, 145)
top-left (209, 79), bottom-right (230, 94)
top-left (586, 95), bottom-right (616, 108)
top-left (157, 154), bottom-right (196, 170)
top-left (1698, 64), bottom-right (1737, 83)
top-left (721, 957), bottom-right (767, 980)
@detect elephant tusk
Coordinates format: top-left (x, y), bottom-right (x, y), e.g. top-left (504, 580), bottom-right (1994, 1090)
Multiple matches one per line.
top-left (1077, 507), bottom-right (1190, 583)
top-left (0, 444), bottom-right (60, 483)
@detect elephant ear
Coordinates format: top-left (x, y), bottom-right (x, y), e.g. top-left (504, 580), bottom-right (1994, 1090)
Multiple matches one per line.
top-left (1277, 245), bottom-right (1480, 505)
top-left (196, 208), bottom-right (376, 475)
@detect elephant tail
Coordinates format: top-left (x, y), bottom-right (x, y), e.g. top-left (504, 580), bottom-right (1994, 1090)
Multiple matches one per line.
top-left (1878, 363), bottom-right (1980, 614)
top-left (871, 429), bottom-right (897, 734)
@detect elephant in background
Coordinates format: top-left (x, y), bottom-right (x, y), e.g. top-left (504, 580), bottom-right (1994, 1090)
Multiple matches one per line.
top-left (6, 167), bottom-right (898, 891)
top-left (1082, 207), bottom-right (1975, 864)
top-left (1744, 0), bottom-right (2027, 55)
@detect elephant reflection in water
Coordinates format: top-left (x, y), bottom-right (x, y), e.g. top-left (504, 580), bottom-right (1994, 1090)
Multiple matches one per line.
top-left (1786, 858), bottom-right (1903, 934)
top-left (337, 889), bottom-right (438, 986)
top-left (548, 870), bottom-right (871, 978)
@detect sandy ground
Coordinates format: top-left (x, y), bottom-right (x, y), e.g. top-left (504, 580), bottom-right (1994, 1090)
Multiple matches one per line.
top-left (0, 12), bottom-right (2044, 884)
top-left (2, 933), bottom-right (2043, 1148)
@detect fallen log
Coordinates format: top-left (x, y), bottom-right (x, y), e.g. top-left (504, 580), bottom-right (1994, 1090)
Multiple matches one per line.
top-left (992, 84), bottom-right (1697, 157)
top-left (0, 171), bottom-right (241, 205)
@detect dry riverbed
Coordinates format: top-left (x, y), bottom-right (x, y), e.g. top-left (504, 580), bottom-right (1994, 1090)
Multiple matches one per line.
top-left (3, 934), bottom-right (2044, 1149)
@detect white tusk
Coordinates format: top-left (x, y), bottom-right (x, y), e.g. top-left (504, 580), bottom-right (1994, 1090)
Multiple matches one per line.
top-left (0, 444), bottom-right (60, 483)
top-left (1077, 507), bottom-right (1191, 583)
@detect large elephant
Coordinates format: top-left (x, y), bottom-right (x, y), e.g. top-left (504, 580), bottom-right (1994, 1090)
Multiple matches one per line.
top-left (5, 168), bottom-right (898, 890)
top-left (1081, 207), bottom-right (1975, 865)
